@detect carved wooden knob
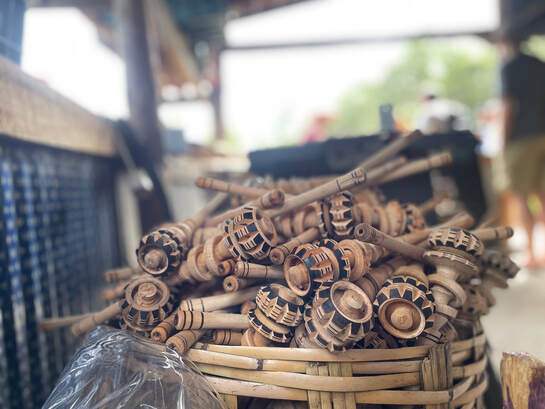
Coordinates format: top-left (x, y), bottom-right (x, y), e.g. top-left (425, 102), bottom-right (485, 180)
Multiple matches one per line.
top-left (374, 274), bottom-right (435, 340)
top-left (256, 284), bottom-right (305, 327)
top-left (121, 277), bottom-right (172, 329)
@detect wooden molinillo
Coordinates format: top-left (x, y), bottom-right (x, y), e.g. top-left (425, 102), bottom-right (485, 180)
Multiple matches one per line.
top-left (40, 134), bottom-right (520, 408)
top-left (373, 264), bottom-right (435, 341)
top-left (354, 224), bottom-right (512, 345)
top-left (70, 276), bottom-right (174, 337)
top-left (136, 192), bottom-right (228, 276)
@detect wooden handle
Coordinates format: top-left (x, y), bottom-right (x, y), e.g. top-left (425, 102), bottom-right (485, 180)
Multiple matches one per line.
top-left (266, 167), bottom-right (367, 218)
top-left (472, 226), bottom-right (513, 242)
top-left (240, 300), bottom-right (257, 315)
top-left (206, 189), bottom-right (285, 227)
top-left (100, 280), bottom-right (130, 302)
top-left (211, 329), bottom-right (243, 346)
top-left (364, 156), bottom-right (409, 185)
top-left (417, 193), bottom-right (449, 215)
top-left (398, 211), bottom-right (475, 246)
top-left (222, 275), bottom-right (262, 292)
top-left (174, 311), bottom-right (249, 330)
top-left (270, 228), bottom-right (321, 265)
top-left (178, 286), bottom-right (261, 312)
top-left (234, 261), bottom-right (284, 280)
top-left (354, 223), bottom-right (425, 261)
top-left (151, 313), bottom-right (177, 343)
top-left (166, 329), bottom-right (206, 355)
top-left (373, 151), bottom-right (453, 185)
top-left (70, 301), bottom-right (122, 336)
top-left (195, 176), bottom-right (269, 198)
top-left (103, 266), bottom-right (136, 283)
top-left (39, 313), bottom-right (93, 331)
top-left (355, 256), bottom-right (407, 301)
top-left (190, 192), bottom-right (229, 227)
top-left (359, 130), bottom-right (422, 169)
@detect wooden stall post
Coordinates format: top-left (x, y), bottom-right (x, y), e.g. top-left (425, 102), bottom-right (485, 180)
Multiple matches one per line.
top-left (115, 0), bottom-right (169, 232)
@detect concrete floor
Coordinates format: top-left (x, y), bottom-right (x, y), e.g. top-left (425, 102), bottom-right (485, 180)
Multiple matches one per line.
top-left (481, 266), bottom-right (545, 374)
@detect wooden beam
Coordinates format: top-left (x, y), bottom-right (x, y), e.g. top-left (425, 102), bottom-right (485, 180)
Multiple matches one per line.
top-left (225, 30), bottom-right (495, 52)
top-left (501, 352), bottom-right (545, 409)
top-left (114, 0), bottom-right (162, 163)
top-left (0, 54), bottom-right (117, 156)
top-left (114, 0), bottom-right (170, 232)
top-left (147, 0), bottom-right (199, 85)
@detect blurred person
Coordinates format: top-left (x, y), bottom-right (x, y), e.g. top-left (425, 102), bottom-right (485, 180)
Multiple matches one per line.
top-left (414, 93), bottom-right (472, 134)
top-left (300, 114), bottom-right (331, 145)
top-left (500, 34), bottom-right (545, 267)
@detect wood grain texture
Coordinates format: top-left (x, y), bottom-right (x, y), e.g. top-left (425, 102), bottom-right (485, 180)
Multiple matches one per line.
top-left (501, 352), bottom-right (545, 409)
top-left (0, 55), bottom-right (117, 156)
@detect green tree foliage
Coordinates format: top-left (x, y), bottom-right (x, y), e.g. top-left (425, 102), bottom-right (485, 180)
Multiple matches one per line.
top-left (328, 39), bottom-right (498, 136)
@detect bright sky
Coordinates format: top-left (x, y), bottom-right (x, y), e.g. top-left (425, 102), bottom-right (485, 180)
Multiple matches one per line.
top-left (21, 0), bottom-right (499, 151)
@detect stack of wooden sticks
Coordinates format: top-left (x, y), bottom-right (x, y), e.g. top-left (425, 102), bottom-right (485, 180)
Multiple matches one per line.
top-left (41, 130), bottom-right (519, 358)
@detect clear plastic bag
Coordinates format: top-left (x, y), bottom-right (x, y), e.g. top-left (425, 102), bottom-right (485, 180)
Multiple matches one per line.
top-left (43, 327), bottom-right (225, 409)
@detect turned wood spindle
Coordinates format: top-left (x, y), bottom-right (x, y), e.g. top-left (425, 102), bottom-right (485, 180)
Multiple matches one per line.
top-left (265, 165), bottom-right (368, 218)
top-left (354, 256), bottom-right (408, 302)
top-left (178, 286), bottom-right (260, 312)
top-left (359, 130), bottom-right (423, 169)
top-left (417, 192), bottom-right (450, 215)
top-left (39, 313), bottom-right (94, 331)
top-left (269, 227), bottom-right (320, 265)
top-left (104, 266), bottom-right (139, 283)
top-left (354, 223), bottom-right (426, 261)
top-left (471, 226), bottom-right (514, 242)
top-left (195, 176), bottom-right (270, 198)
top-left (166, 329), bottom-right (206, 355)
top-left (137, 192), bottom-right (227, 276)
top-left (71, 301), bottom-right (123, 337)
top-left (205, 189), bottom-right (286, 227)
top-left (174, 311), bottom-right (249, 331)
top-left (211, 329), bottom-right (243, 346)
top-left (151, 313), bottom-right (177, 343)
top-left (355, 223), bottom-right (483, 345)
top-left (371, 151), bottom-right (453, 186)
top-left (234, 261), bottom-right (284, 280)
top-left (100, 279), bottom-right (130, 302)
top-left (352, 156), bottom-right (410, 193)
top-left (222, 275), bottom-right (262, 292)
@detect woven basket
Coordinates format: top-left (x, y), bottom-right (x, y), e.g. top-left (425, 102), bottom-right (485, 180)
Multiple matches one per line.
top-left (187, 332), bottom-right (488, 409)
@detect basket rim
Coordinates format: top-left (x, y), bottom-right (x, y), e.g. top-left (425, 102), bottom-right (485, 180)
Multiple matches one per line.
top-left (190, 333), bottom-right (485, 362)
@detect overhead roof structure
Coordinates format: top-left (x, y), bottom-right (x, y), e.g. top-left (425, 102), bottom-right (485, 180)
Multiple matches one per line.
top-left (27, 0), bottom-right (545, 88)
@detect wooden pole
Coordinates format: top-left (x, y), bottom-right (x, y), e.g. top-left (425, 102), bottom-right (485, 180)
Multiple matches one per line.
top-left (115, 0), bottom-right (168, 232)
top-left (115, 0), bottom-right (161, 162)
top-left (359, 130), bottom-right (422, 169)
top-left (373, 152), bottom-right (453, 186)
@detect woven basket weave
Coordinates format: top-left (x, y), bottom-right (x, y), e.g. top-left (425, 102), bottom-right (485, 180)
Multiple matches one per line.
top-left (187, 331), bottom-right (488, 409)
